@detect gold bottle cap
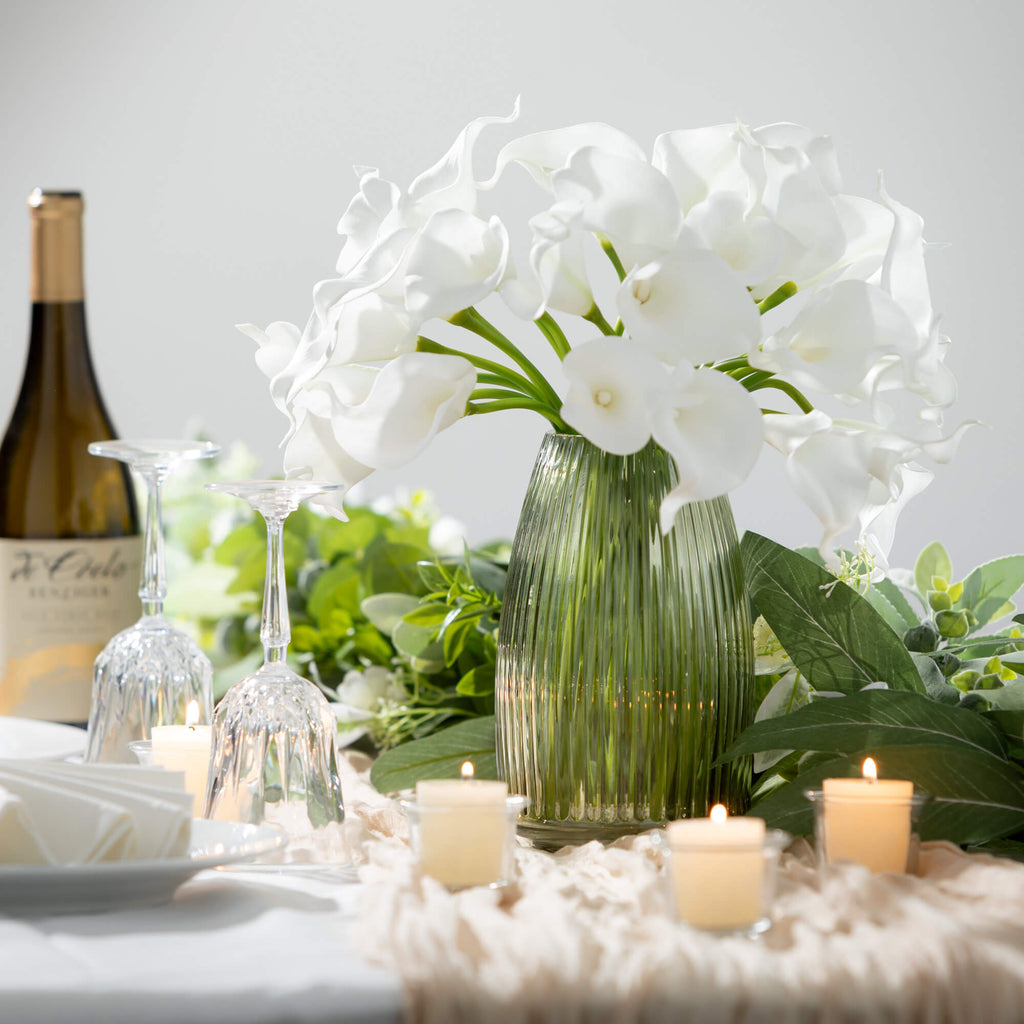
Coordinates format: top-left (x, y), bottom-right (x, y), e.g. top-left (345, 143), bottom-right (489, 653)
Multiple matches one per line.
top-left (29, 189), bottom-right (85, 302)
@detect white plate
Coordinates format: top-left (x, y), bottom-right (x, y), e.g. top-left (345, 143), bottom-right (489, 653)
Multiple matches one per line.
top-left (0, 716), bottom-right (87, 761)
top-left (0, 819), bottom-right (287, 916)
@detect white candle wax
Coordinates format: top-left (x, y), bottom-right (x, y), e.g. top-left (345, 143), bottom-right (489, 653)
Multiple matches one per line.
top-left (414, 775), bottom-right (508, 887)
top-left (667, 809), bottom-right (767, 930)
top-left (821, 773), bottom-right (914, 873)
top-left (150, 724), bottom-right (212, 816)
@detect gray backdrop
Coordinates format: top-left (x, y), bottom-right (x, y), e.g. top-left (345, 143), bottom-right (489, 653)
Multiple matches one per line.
top-left (1, 0), bottom-right (1019, 574)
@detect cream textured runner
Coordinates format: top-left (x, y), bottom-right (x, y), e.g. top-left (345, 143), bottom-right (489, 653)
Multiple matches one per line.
top-left (340, 756), bottom-right (1024, 1024)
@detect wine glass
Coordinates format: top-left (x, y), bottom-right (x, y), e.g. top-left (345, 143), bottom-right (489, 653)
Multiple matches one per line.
top-left (84, 440), bottom-right (220, 762)
top-left (202, 480), bottom-right (346, 862)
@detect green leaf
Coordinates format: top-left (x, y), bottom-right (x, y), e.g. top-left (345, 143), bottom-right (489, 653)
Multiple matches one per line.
top-left (872, 578), bottom-right (920, 630)
top-left (362, 538), bottom-right (432, 597)
top-left (214, 521), bottom-right (263, 567)
top-left (351, 625), bottom-right (394, 665)
top-left (911, 653), bottom-right (960, 705)
top-left (969, 681), bottom-right (1024, 710)
top-left (955, 556), bottom-right (1024, 627)
top-left (317, 508), bottom-right (391, 561)
top-left (360, 593), bottom-right (421, 634)
top-left (456, 664), bottom-right (495, 697)
top-left (290, 624), bottom-right (322, 653)
top-left (443, 616), bottom-right (473, 666)
top-left (723, 689), bottom-right (1009, 762)
top-left (983, 709), bottom-right (1024, 740)
top-left (861, 585), bottom-right (910, 634)
top-left (400, 602), bottom-right (450, 628)
top-left (307, 561), bottom-right (361, 623)
top-left (914, 542), bottom-right (952, 597)
top-left (751, 746), bottom-right (1024, 845)
top-left (369, 716), bottom-right (497, 792)
top-left (966, 838), bottom-right (1024, 863)
top-left (391, 619), bottom-right (445, 672)
top-left (740, 533), bottom-right (924, 694)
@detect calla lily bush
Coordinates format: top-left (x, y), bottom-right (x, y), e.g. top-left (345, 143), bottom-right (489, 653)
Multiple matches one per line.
top-left (243, 101), bottom-right (967, 566)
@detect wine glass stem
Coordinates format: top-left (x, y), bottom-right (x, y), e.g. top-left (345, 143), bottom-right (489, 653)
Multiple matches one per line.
top-left (139, 467), bottom-right (167, 617)
top-left (260, 510), bottom-right (290, 663)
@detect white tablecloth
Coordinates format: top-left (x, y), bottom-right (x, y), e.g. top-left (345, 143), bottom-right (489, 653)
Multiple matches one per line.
top-left (0, 866), bottom-right (401, 1024)
top-left (2, 752), bottom-right (1024, 1024)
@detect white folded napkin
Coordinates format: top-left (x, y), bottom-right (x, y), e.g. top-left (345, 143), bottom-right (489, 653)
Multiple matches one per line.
top-left (0, 761), bottom-right (193, 865)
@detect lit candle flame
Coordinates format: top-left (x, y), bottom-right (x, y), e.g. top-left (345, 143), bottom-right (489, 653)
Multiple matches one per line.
top-left (185, 700), bottom-right (200, 730)
top-left (710, 803), bottom-right (728, 824)
top-left (461, 761), bottom-right (475, 781)
top-left (862, 757), bottom-right (878, 782)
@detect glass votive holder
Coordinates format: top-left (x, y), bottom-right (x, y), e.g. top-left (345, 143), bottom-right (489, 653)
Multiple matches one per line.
top-left (129, 733), bottom-right (212, 819)
top-left (805, 787), bottom-right (930, 874)
top-left (399, 792), bottom-right (529, 890)
top-left (659, 823), bottom-right (790, 937)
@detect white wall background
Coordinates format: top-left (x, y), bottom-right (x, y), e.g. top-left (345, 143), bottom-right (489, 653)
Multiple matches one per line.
top-left (1, 0), bottom-right (1020, 573)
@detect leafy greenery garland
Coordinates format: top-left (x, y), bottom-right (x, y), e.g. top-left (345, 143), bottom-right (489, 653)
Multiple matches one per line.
top-left (190, 493), bottom-right (1024, 855)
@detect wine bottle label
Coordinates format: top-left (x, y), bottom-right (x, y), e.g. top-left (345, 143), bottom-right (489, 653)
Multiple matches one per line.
top-left (0, 536), bottom-right (143, 722)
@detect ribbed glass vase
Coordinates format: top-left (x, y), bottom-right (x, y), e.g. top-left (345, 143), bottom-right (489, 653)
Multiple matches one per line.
top-left (495, 433), bottom-right (755, 848)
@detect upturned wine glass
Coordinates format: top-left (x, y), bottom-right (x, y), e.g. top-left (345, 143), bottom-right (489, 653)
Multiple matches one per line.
top-left (203, 480), bottom-right (346, 862)
top-left (84, 440), bottom-right (220, 762)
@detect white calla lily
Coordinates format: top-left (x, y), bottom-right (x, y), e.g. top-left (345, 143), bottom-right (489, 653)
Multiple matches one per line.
top-left (750, 123), bottom-right (842, 196)
top-left (764, 412), bottom-right (967, 564)
top-left (335, 168), bottom-right (403, 275)
top-left (324, 352), bottom-right (477, 469)
top-left (251, 105), bottom-right (959, 557)
top-left (239, 321), bottom-right (302, 384)
top-left (404, 210), bottom-right (510, 321)
top-left (652, 125), bottom-right (746, 213)
top-left (280, 382), bottom-right (374, 521)
top-left (502, 205), bottom-right (593, 320)
top-left (482, 122), bottom-right (646, 192)
top-left (240, 315), bottom-right (329, 429)
top-left (752, 279), bottom-right (918, 397)
top-left (404, 100), bottom-right (520, 221)
top-left (560, 337), bottom-right (664, 455)
top-left (684, 191), bottom-right (786, 286)
top-left (322, 291), bottom-right (417, 366)
top-left (831, 195), bottom-right (895, 285)
top-left (738, 123), bottom-right (847, 292)
top-left (551, 147), bottom-right (681, 270)
top-left (651, 365), bottom-right (764, 530)
top-left (618, 247), bottom-right (762, 365)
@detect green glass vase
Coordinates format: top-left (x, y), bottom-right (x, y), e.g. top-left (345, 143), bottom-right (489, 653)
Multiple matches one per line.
top-left (495, 433), bottom-right (755, 847)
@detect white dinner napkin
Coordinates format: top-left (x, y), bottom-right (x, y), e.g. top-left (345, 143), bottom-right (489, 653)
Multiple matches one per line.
top-left (0, 761), bottom-right (193, 865)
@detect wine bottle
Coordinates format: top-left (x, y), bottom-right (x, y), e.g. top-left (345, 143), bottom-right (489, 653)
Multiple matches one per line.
top-left (0, 190), bottom-right (142, 724)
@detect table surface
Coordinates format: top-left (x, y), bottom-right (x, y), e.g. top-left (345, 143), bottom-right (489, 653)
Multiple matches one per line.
top-left (3, 750), bottom-right (1024, 1024)
top-left (0, 866), bottom-right (402, 1024)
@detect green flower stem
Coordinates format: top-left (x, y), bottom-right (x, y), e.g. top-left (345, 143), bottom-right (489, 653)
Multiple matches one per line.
top-left (713, 356), bottom-right (754, 373)
top-left (757, 281), bottom-right (798, 315)
top-left (582, 303), bottom-right (618, 337)
top-left (535, 312), bottom-right (572, 360)
top-left (725, 366), bottom-right (760, 382)
top-left (450, 307), bottom-right (563, 411)
top-left (746, 377), bottom-right (815, 414)
top-left (467, 397), bottom-right (573, 433)
top-left (735, 369), bottom-right (775, 390)
top-left (470, 386), bottom-right (525, 402)
top-left (417, 336), bottom-right (548, 404)
top-left (598, 235), bottom-right (628, 282)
